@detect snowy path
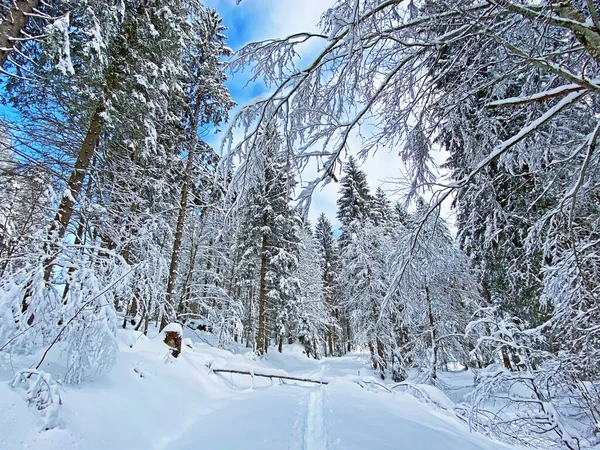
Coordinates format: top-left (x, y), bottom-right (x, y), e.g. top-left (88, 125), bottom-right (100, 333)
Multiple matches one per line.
top-left (0, 332), bottom-right (523, 450)
top-left (167, 377), bottom-right (515, 450)
top-left (166, 345), bottom-right (519, 450)
top-left (304, 389), bottom-right (326, 450)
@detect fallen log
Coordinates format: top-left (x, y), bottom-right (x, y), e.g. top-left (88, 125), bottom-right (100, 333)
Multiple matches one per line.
top-left (211, 368), bottom-right (328, 385)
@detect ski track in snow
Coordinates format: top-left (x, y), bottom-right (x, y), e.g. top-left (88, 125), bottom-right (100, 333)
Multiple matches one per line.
top-left (304, 388), bottom-right (327, 450)
top-left (0, 336), bottom-right (528, 450)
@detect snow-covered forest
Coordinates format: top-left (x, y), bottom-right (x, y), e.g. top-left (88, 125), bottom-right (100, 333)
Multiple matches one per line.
top-left (0, 0), bottom-right (599, 449)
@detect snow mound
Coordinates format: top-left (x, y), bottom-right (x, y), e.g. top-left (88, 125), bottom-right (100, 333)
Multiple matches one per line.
top-left (162, 323), bottom-right (183, 335)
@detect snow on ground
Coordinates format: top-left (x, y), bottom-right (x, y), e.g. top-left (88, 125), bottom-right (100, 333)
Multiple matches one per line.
top-left (0, 329), bottom-right (523, 450)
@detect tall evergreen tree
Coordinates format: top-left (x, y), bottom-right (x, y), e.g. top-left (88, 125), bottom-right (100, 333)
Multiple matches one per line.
top-left (162, 8), bottom-right (234, 330)
top-left (233, 127), bottom-right (301, 356)
top-left (336, 155), bottom-right (376, 351)
top-left (372, 187), bottom-right (391, 228)
top-left (292, 223), bottom-right (327, 358)
top-left (314, 213), bottom-right (341, 356)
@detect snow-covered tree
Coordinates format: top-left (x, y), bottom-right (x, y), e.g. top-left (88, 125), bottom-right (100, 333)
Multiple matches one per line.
top-left (293, 223), bottom-right (327, 359)
top-left (339, 219), bottom-right (390, 377)
top-left (336, 156), bottom-right (374, 243)
top-left (385, 201), bottom-right (479, 384)
top-left (162, 8), bottom-right (234, 330)
top-left (228, 126), bottom-right (301, 356)
top-left (314, 213), bottom-right (342, 356)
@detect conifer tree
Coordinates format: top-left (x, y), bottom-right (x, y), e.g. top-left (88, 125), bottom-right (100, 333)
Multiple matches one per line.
top-left (162, 8), bottom-right (234, 330)
top-left (234, 127), bottom-right (301, 356)
top-left (336, 156), bottom-right (374, 243)
top-left (314, 213), bottom-right (341, 356)
top-left (294, 223), bottom-right (327, 358)
top-left (336, 156), bottom-right (375, 351)
top-left (372, 187), bottom-right (391, 228)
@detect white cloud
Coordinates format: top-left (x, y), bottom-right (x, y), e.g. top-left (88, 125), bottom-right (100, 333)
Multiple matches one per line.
top-left (204, 0), bottom-right (331, 45)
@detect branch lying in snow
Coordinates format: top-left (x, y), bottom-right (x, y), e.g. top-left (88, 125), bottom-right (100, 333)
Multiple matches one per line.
top-left (211, 368), bottom-right (328, 385)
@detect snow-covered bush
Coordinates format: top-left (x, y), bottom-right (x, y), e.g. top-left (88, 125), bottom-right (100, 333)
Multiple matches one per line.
top-left (10, 369), bottom-right (62, 431)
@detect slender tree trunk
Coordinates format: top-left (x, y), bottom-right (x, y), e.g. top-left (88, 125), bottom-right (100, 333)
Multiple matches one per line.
top-left (178, 240), bottom-right (198, 314)
top-left (346, 319), bottom-right (352, 352)
top-left (122, 296), bottom-right (138, 329)
top-left (501, 347), bottom-right (514, 371)
top-left (0, 0), bottom-right (39, 68)
top-left (122, 300), bottom-right (130, 329)
top-left (369, 341), bottom-right (377, 369)
top-left (256, 220), bottom-right (268, 356)
top-left (60, 212), bottom-right (85, 303)
top-left (377, 338), bottom-right (386, 379)
top-left (161, 98), bottom-right (202, 331)
top-left (143, 310), bottom-right (149, 336)
top-left (426, 286), bottom-right (438, 382)
top-left (134, 300), bottom-right (146, 332)
top-left (61, 165), bottom-right (94, 304)
top-left (246, 286), bottom-right (253, 348)
top-left (43, 103), bottom-right (104, 281)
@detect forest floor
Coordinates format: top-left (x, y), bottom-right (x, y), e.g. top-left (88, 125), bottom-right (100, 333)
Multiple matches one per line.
top-left (0, 328), bottom-right (524, 450)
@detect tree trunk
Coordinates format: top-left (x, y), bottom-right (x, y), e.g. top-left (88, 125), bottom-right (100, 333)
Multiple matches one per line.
top-left (346, 319), bottom-right (352, 352)
top-left (161, 99), bottom-right (202, 331)
top-left (377, 338), bottom-right (386, 379)
top-left (369, 341), bottom-right (377, 369)
top-left (426, 286), bottom-right (438, 382)
top-left (256, 220), bottom-right (268, 356)
top-left (501, 347), bottom-right (514, 371)
top-left (246, 285), bottom-right (253, 348)
top-left (60, 211), bottom-right (86, 303)
top-left (43, 103), bottom-right (104, 281)
top-left (0, 0), bottom-right (39, 68)
top-left (61, 167), bottom-right (94, 304)
top-left (211, 369), bottom-right (327, 385)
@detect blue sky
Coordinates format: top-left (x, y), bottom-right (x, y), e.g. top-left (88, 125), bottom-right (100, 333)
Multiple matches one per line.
top-left (204, 0), bottom-right (453, 230)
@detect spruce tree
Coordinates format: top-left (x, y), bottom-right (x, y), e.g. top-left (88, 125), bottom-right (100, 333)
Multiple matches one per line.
top-left (235, 127), bottom-right (301, 356)
top-left (336, 155), bottom-right (375, 351)
top-left (314, 213), bottom-right (341, 356)
top-left (336, 156), bottom-right (374, 240)
top-left (372, 187), bottom-right (391, 227)
top-left (293, 223), bottom-right (327, 358)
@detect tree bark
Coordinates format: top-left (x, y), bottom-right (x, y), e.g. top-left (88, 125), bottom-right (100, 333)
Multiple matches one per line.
top-left (346, 319), bottom-right (352, 352)
top-left (0, 0), bottom-right (39, 69)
